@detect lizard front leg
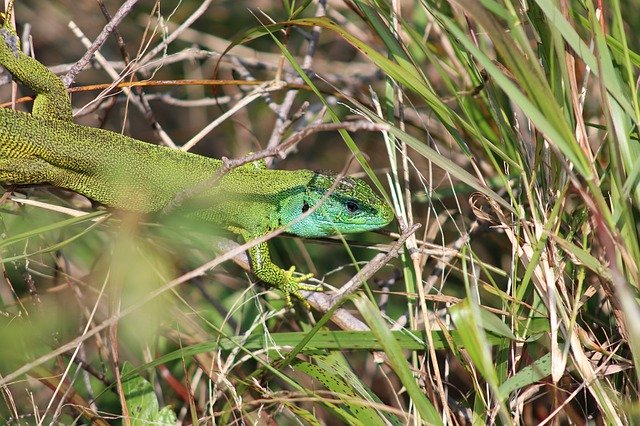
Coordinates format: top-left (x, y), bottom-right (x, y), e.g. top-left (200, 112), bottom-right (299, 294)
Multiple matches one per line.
top-left (229, 226), bottom-right (321, 308)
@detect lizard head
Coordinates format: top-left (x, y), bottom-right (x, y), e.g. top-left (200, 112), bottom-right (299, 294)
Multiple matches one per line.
top-left (284, 172), bottom-right (394, 238)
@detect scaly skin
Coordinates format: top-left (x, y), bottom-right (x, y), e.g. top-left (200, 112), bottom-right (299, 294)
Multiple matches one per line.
top-left (0, 7), bottom-right (394, 307)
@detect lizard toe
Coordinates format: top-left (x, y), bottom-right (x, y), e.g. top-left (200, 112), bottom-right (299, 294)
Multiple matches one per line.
top-left (280, 266), bottom-right (319, 308)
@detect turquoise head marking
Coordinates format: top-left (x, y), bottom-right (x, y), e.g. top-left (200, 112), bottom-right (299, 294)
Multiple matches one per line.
top-left (283, 172), bottom-right (394, 238)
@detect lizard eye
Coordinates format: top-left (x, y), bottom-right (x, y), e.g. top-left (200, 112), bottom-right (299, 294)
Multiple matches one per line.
top-left (302, 201), bottom-right (310, 213)
top-left (345, 200), bottom-right (359, 213)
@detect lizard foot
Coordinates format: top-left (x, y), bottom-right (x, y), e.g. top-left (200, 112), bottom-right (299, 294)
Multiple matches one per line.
top-left (279, 266), bottom-right (322, 309)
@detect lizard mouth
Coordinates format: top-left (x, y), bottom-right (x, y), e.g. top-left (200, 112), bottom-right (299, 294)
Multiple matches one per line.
top-left (315, 214), bottom-right (392, 230)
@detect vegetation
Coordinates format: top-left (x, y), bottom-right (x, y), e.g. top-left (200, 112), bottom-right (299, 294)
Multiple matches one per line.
top-left (0, 0), bottom-right (639, 424)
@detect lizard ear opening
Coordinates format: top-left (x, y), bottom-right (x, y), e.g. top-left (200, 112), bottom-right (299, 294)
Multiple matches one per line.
top-left (301, 201), bottom-right (310, 213)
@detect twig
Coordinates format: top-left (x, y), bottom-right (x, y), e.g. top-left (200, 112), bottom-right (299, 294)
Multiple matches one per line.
top-left (62, 0), bottom-right (139, 87)
top-left (223, 121), bottom-right (389, 169)
top-left (266, 0), bottom-right (327, 159)
top-left (96, 0), bottom-right (175, 148)
top-left (328, 223), bottom-right (420, 307)
top-left (67, 15), bottom-right (177, 147)
top-left (179, 80), bottom-right (284, 152)
top-left (230, 56), bottom-right (282, 115)
top-left (138, 0), bottom-right (214, 66)
top-left (162, 121), bottom-right (388, 213)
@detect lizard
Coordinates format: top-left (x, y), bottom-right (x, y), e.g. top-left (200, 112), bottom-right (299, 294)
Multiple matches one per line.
top-left (0, 5), bottom-right (394, 307)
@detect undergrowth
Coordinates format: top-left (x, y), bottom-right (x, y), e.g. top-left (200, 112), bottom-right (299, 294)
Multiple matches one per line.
top-left (0, 0), bottom-right (639, 424)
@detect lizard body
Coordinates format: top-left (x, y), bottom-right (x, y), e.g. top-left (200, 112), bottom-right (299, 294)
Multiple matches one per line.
top-left (0, 8), bottom-right (393, 306)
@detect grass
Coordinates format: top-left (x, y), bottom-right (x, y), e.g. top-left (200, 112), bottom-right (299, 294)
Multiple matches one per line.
top-left (0, 0), bottom-right (639, 424)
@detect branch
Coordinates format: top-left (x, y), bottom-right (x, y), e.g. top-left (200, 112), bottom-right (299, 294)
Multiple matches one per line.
top-left (62, 0), bottom-right (139, 87)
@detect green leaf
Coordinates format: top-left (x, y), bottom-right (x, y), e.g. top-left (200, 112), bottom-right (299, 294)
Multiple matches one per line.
top-left (355, 295), bottom-right (443, 425)
top-left (140, 328), bottom-right (514, 373)
top-left (314, 352), bottom-right (403, 425)
top-left (291, 359), bottom-right (371, 425)
top-left (498, 353), bottom-right (552, 395)
top-left (449, 300), bottom-right (501, 390)
top-left (121, 362), bottom-right (177, 426)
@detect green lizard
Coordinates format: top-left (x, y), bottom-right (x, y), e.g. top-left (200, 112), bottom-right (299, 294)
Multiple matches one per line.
top-left (0, 7), bottom-right (393, 307)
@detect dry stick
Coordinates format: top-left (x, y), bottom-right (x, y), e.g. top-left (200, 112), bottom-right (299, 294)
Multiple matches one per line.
top-left (158, 16), bottom-right (381, 84)
top-left (163, 120), bottom-right (389, 214)
top-left (96, 0), bottom-right (130, 64)
top-left (61, 0), bottom-right (214, 120)
top-left (138, 0), bottom-right (213, 67)
top-left (62, 0), bottom-right (139, 87)
top-left (147, 92), bottom-right (235, 108)
top-left (223, 121), bottom-right (389, 169)
top-left (423, 220), bottom-right (480, 295)
top-left (327, 223), bottom-right (420, 308)
top-left (95, 0), bottom-right (175, 149)
top-left (68, 21), bottom-right (181, 148)
top-left (67, 12), bottom-right (178, 148)
top-left (389, 223), bottom-right (483, 338)
top-left (62, 2), bottom-right (224, 149)
top-left (265, 0), bottom-right (326, 159)
top-left (179, 80), bottom-right (284, 152)
top-left (377, 269), bottom-right (402, 315)
top-left (0, 48), bottom-right (215, 87)
top-left (230, 56), bottom-right (282, 115)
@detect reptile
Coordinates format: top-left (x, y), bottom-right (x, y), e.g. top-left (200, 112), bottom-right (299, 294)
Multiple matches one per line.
top-left (0, 6), bottom-right (394, 307)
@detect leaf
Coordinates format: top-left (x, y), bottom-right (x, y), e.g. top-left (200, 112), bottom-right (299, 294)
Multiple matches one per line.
top-left (121, 362), bottom-right (177, 426)
top-left (498, 353), bottom-right (552, 396)
top-left (291, 359), bottom-right (371, 425)
top-left (449, 300), bottom-right (501, 391)
top-left (355, 295), bottom-right (443, 425)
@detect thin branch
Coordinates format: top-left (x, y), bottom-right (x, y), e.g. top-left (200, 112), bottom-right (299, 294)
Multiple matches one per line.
top-left (62, 0), bottom-right (139, 87)
top-left (328, 223), bottom-right (420, 307)
top-left (266, 0), bottom-right (327, 160)
top-left (138, 0), bottom-right (214, 66)
top-left (162, 121), bottom-right (389, 213)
